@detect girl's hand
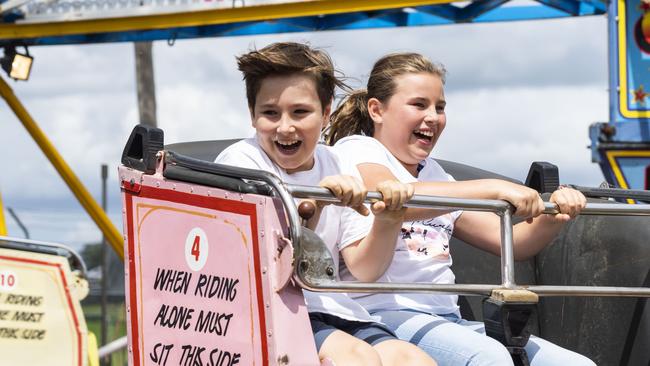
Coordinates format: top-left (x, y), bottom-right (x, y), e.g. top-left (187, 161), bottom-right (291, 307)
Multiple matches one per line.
top-left (319, 175), bottom-right (369, 216)
top-left (548, 186), bottom-right (587, 222)
top-left (490, 180), bottom-right (545, 221)
top-left (371, 180), bottom-right (414, 222)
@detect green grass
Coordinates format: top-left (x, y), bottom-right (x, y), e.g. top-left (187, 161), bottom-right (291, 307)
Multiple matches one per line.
top-left (83, 301), bottom-right (128, 366)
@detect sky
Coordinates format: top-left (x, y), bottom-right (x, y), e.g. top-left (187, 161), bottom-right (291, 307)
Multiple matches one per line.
top-left (0, 15), bottom-right (610, 251)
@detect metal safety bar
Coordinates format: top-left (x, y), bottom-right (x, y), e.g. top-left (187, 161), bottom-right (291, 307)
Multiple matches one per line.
top-left (0, 235), bottom-right (87, 278)
top-left (286, 184), bottom-right (650, 298)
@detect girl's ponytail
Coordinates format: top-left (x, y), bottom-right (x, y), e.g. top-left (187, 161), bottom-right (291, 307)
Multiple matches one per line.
top-left (325, 89), bottom-right (374, 145)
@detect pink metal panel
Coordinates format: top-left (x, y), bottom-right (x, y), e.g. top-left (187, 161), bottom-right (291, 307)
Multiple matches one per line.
top-left (258, 201), bottom-right (320, 366)
top-left (120, 157), bottom-right (321, 365)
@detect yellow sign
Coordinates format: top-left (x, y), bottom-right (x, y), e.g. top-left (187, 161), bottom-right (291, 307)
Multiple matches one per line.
top-left (0, 247), bottom-right (88, 366)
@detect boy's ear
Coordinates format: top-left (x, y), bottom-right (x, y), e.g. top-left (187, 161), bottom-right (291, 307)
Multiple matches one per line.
top-left (249, 108), bottom-right (256, 127)
top-left (367, 98), bottom-right (384, 124)
top-left (321, 103), bottom-right (332, 128)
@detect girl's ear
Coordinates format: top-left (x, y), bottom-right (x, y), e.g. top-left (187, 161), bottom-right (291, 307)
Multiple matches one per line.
top-left (367, 97), bottom-right (384, 124)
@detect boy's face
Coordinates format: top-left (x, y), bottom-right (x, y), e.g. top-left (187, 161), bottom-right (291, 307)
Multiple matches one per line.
top-left (251, 74), bottom-right (330, 173)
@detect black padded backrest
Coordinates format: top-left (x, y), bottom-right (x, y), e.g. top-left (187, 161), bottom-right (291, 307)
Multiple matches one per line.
top-left (435, 159), bottom-right (522, 184)
top-left (165, 140), bottom-right (522, 184)
top-left (165, 139), bottom-right (242, 162)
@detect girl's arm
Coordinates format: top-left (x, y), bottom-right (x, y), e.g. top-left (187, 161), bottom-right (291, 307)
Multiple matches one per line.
top-left (452, 187), bottom-right (586, 260)
top-left (357, 163), bottom-right (545, 221)
top-left (340, 180), bottom-right (413, 282)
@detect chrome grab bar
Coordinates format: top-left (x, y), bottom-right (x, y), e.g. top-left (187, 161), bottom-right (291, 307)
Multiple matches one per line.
top-left (285, 184), bottom-right (650, 298)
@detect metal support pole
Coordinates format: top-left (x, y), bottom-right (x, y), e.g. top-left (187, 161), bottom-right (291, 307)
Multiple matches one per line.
top-left (134, 41), bottom-right (157, 127)
top-left (100, 164), bottom-right (109, 366)
top-left (500, 208), bottom-right (516, 288)
top-left (0, 76), bottom-right (123, 259)
top-left (6, 208), bottom-right (29, 239)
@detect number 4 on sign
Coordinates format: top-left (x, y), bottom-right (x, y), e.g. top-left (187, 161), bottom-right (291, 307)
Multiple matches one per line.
top-left (191, 236), bottom-right (201, 261)
top-left (185, 227), bottom-right (209, 271)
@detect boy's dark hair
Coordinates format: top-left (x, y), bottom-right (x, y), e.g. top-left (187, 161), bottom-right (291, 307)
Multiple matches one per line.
top-left (237, 42), bottom-right (347, 111)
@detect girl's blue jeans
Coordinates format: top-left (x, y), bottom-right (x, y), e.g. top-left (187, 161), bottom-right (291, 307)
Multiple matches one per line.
top-left (372, 309), bottom-right (596, 366)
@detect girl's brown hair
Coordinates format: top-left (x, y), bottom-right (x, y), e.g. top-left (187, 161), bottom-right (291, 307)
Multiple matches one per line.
top-left (326, 53), bottom-right (446, 145)
top-left (237, 42), bottom-right (348, 112)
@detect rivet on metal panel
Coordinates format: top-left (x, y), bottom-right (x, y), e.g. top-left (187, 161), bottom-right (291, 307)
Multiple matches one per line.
top-left (240, 193), bottom-right (244, 201)
top-left (225, 193), bottom-right (229, 199)
top-left (172, 184), bottom-right (176, 190)
top-left (300, 260), bottom-right (309, 272)
top-left (326, 267), bottom-right (334, 276)
top-left (278, 355), bottom-right (289, 365)
top-left (207, 190), bottom-right (211, 196)
top-left (261, 230), bottom-right (265, 238)
top-left (190, 187), bottom-right (194, 193)
top-left (156, 181), bottom-right (160, 187)
top-left (129, 178), bottom-right (135, 187)
top-left (265, 302), bottom-right (270, 308)
top-left (267, 330), bottom-right (273, 337)
top-left (262, 267), bottom-right (267, 274)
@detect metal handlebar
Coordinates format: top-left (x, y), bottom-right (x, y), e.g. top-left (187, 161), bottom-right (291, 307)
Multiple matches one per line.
top-left (285, 184), bottom-right (650, 297)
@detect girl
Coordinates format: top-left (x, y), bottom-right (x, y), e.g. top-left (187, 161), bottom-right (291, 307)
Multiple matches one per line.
top-left (327, 52), bottom-right (594, 366)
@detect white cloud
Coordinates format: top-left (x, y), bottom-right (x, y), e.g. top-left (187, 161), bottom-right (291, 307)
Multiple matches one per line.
top-left (437, 85), bottom-right (607, 184)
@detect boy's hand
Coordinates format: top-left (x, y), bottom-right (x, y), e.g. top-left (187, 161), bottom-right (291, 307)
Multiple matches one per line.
top-left (319, 175), bottom-right (369, 216)
top-left (490, 180), bottom-right (545, 221)
top-left (371, 180), bottom-right (414, 221)
top-left (547, 186), bottom-right (587, 222)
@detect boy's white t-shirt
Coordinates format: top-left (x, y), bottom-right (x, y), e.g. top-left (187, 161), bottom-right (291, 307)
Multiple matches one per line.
top-left (215, 137), bottom-right (379, 322)
top-left (334, 135), bottom-right (463, 316)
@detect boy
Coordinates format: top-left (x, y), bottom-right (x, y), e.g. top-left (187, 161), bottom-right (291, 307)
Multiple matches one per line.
top-left (215, 42), bottom-right (436, 366)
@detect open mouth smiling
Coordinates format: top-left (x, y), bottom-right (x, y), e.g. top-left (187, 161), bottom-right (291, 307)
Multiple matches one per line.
top-left (413, 129), bottom-right (434, 142)
top-left (275, 140), bottom-right (302, 154)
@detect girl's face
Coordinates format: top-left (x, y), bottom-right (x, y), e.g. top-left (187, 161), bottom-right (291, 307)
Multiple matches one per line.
top-left (370, 72), bottom-right (446, 174)
top-left (251, 74), bottom-right (330, 173)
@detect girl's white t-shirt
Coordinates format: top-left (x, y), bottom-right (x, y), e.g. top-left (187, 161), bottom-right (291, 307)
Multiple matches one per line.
top-left (334, 135), bottom-right (463, 316)
top-left (216, 137), bottom-right (379, 322)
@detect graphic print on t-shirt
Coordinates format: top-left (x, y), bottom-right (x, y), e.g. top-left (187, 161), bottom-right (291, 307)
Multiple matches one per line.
top-left (399, 213), bottom-right (454, 260)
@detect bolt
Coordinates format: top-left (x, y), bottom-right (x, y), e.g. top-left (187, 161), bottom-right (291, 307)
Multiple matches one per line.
top-left (278, 355), bottom-right (289, 365)
top-left (326, 267), bottom-right (334, 276)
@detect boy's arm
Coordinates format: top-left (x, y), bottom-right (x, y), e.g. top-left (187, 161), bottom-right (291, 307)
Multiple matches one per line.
top-left (453, 188), bottom-right (586, 260)
top-left (340, 181), bottom-right (413, 282)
